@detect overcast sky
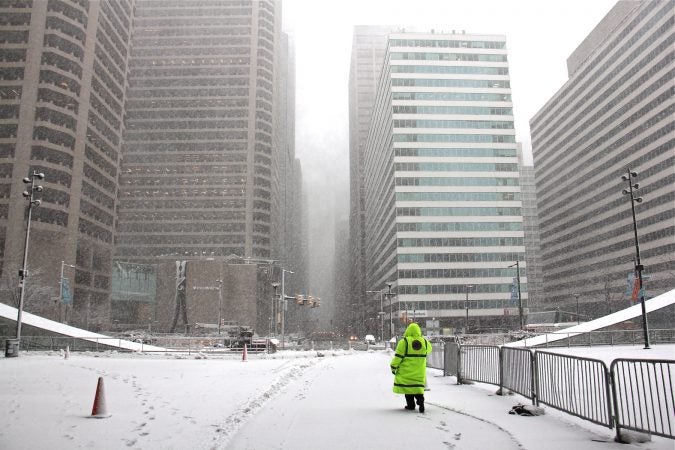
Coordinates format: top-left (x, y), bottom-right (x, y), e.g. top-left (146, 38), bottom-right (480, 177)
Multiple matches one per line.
top-left (280, 0), bottom-right (618, 308)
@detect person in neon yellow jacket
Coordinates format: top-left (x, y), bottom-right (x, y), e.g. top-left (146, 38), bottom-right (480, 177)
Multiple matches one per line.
top-left (390, 322), bottom-right (432, 412)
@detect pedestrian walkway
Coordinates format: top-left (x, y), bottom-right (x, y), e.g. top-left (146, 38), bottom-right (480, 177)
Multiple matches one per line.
top-left (224, 352), bottom-right (661, 450)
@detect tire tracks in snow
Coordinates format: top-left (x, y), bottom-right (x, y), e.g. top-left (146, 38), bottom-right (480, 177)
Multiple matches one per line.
top-left (211, 357), bottom-right (320, 449)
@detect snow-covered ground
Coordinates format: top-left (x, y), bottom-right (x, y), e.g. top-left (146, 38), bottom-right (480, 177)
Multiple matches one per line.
top-left (1, 346), bottom-right (673, 450)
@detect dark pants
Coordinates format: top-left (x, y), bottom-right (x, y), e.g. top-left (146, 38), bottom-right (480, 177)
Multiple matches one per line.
top-left (404, 394), bottom-right (424, 408)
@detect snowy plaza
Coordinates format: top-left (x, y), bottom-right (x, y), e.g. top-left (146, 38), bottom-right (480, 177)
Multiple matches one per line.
top-left (1, 345), bottom-right (674, 450)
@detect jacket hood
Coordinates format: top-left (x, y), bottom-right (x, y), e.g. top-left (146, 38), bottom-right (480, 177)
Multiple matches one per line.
top-left (404, 322), bottom-right (422, 338)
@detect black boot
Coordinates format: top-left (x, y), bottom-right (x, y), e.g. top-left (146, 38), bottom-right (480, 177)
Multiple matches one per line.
top-left (404, 394), bottom-right (415, 410)
top-left (416, 394), bottom-right (425, 413)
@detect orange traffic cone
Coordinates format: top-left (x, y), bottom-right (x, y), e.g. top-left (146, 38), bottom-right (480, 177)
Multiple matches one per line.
top-left (90, 376), bottom-right (111, 418)
top-left (242, 343), bottom-right (248, 362)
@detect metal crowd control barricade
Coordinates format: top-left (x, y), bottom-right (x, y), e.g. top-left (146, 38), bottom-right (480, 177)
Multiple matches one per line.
top-left (458, 345), bottom-right (500, 386)
top-left (500, 346), bottom-right (535, 403)
top-left (427, 342), bottom-right (445, 370)
top-left (444, 342), bottom-right (460, 377)
top-left (611, 359), bottom-right (675, 440)
top-left (535, 351), bottom-right (613, 428)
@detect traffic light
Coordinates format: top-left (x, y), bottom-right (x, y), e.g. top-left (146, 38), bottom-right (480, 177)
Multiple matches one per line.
top-left (295, 294), bottom-right (304, 305)
top-left (307, 295), bottom-right (314, 307)
top-left (312, 297), bottom-right (321, 308)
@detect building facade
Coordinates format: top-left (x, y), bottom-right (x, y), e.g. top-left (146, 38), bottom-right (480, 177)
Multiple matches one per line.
top-left (347, 26), bottom-right (397, 335)
top-left (530, 0), bottom-right (674, 318)
top-left (361, 30), bottom-right (527, 335)
top-left (0, 0), bottom-right (133, 329)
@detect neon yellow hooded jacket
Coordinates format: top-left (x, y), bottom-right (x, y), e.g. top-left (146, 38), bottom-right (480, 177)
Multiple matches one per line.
top-left (390, 323), bottom-right (432, 394)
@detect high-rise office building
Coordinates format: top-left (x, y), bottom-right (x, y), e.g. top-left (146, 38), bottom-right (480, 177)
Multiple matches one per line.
top-left (530, 0), bottom-right (674, 318)
top-left (347, 26), bottom-right (396, 334)
top-left (116, 0), bottom-right (297, 264)
top-left (0, 0), bottom-right (133, 328)
top-left (360, 30), bottom-right (527, 334)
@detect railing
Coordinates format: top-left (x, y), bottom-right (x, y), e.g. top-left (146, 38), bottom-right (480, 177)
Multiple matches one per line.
top-left (427, 343), bottom-right (444, 370)
top-left (433, 342), bottom-right (674, 441)
top-left (535, 351), bottom-right (613, 428)
top-left (458, 345), bottom-right (500, 385)
top-left (611, 359), bottom-right (675, 440)
top-left (501, 347), bottom-right (534, 400)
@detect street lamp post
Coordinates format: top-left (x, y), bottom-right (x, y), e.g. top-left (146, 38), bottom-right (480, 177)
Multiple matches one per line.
top-left (7, 171), bottom-right (45, 357)
top-left (385, 282), bottom-right (395, 341)
top-left (271, 282), bottom-right (279, 337)
top-left (621, 169), bottom-right (650, 349)
top-left (215, 279), bottom-right (223, 335)
top-left (464, 284), bottom-right (473, 333)
top-left (508, 261), bottom-right (524, 330)
top-left (280, 269), bottom-right (294, 349)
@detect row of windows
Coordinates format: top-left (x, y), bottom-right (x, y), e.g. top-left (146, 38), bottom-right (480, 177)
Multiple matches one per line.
top-left (117, 222), bottom-right (245, 233)
top-left (83, 162), bottom-right (116, 194)
top-left (33, 125), bottom-right (75, 150)
top-left (128, 87), bottom-right (249, 98)
top-left (40, 68), bottom-right (81, 96)
top-left (397, 222), bottom-right (523, 232)
top-left (48, 0), bottom-right (88, 27)
top-left (46, 15), bottom-right (86, 44)
top-left (398, 237), bottom-right (524, 247)
top-left (0, 30), bottom-right (28, 44)
top-left (129, 66), bottom-right (250, 79)
top-left (390, 52), bottom-right (507, 62)
top-left (126, 119), bottom-right (248, 131)
top-left (115, 246), bottom-right (246, 258)
top-left (119, 176), bottom-right (246, 186)
top-left (132, 46), bottom-right (250, 58)
top-left (126, 98), bottom-right (248, 109)
top-left (82, 180), bottom-right (114, 210)
top-left (116, 234), bottom-right (246, 245)
top-left (120, 188), bottom-right (249, 198)
top-left (0, 12), bottom-right (31, 26)
top-left (398, 268), bottom-right (520, 279)
top-left (392, 92), bottom-right (511, 102)
top-left (391, 65), bottom-right (508, 75)
top-left (41, 51), bottom-right (82, 78)
top-left (124, 130), bottom-right (248, 141)
top-left (0, 48), bottom-right (26, 63)
top-left (392, 105), bottom-right (513, 116)
top-left (119, 199), bottom-right (247, 209)
top-left (0, 104), bottom-right (19, 119)
top-left (126, 109), bottom-right (248, 121)
top-left (0, 66), bottom-right (24, 82)
top-left (133, 36), bottom-right (250, 47)
top-left (398, 177), bottom-right (517, 187)
top-left (390, 39), bottom-right (505, 50)
top-left (30, 145), bottom-right (73, 169)
top-left (393, 299), bottom-right (523, 311)
top-left (86, 127), bottom-right (118, 162)
top-left (130, 77), bottom-right (249, 89)
top-left (393, 119), bottom-right (513, 130)
top-left (394, 134), bottom-right (516, 143)
top-left (44, 33), bottom-right (84, 61)
top-left (396, 207), bottom-right (522, 217)
top-left (122, 164), bottom-right (247, 175)
top-left (79, 217), bottom-right (112, 243)
top-left (398, 252), bottom-right (525, 263)
top-left (392, 79), bottom-right (510, 89)
top-left (395, 162), bottom-right (518, 172)
top-left (37, 87), bottom-right (78, 112)
top-left (130, 57), bottom-right (250, 67)
top-left (123, 153), bottom-right (246, 164)
top-left (398, 283), bottom-right (525, 295)
top-left (0, 86), bottom-right (22, 100)
top-left (35, 106), bottom-right (77, 132)
top-left (80, 199), bottom-right (113, 226)
top-left (396, 192), bottom-right (519, 202)
top-left (394, 148), bottom-right (516, 157)
top-left (117, 211), bottom-right (244, 222)
top-left (84, 145), bottom-right (116, 178)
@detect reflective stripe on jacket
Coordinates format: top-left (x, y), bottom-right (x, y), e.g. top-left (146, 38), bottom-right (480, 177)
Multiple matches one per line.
top-left (390, 323), bottom-right (432, 394)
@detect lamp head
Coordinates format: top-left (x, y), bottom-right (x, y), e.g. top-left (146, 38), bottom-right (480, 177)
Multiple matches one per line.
top-left (22, 177), bottom-right (31, 184)
top-left (630, 171), bottom-right (637, 178)
top-left (635, 197), bottom-right (643, 203)
top-left (36, 172), bottom-right (45, 179)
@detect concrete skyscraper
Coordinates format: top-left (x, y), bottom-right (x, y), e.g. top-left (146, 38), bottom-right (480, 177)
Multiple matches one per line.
top-left (116, 0), bottom-right (292, 263)
top-left (347, 25), bottom-right (396, 336)
top-left (358, 30), bottom-right (527, 335)
top-left (530, 0), bottom-right (673, 318)
top-left (0, 0), bottom-right (133, 328)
